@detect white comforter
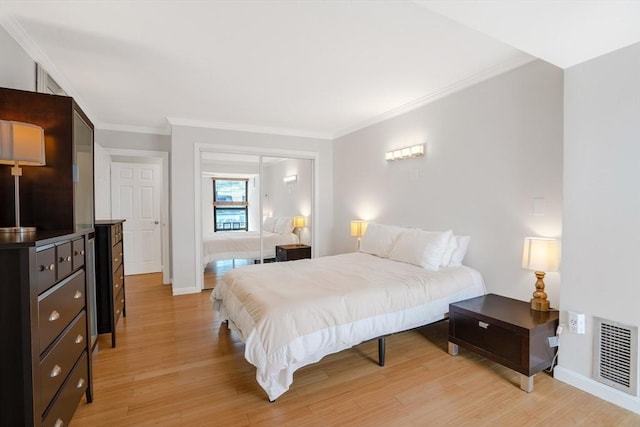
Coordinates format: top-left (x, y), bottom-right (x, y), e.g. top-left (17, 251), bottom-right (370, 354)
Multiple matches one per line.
top-left (202, 231), bottom-right (298, 266)
top-left (211, 252), bottom-right (486, 401)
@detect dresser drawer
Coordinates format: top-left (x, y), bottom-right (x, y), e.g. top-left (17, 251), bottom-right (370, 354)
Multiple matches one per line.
top-left (114, 287), bottom-right (125, 323)
top-left (56, 242), bottom-right (73, 281)
top-left (453, 312), bottom-right (522, 365)
top-left (72, 238), bottom-right (85, 271)
top-left (36, 246), bottom-right (57, 293)
top-left (38, 271), bottom-right (86, 354)
top-left (111, 223), bottom-right (123, 243)
top-left (114, 264), bottom-right (124, 295)
top-left (39, 311), bottom-right (87, 413)
top-left (42, 351), bottom-right (89, 427)
top-left (112, 241), bottom-right (123, 271)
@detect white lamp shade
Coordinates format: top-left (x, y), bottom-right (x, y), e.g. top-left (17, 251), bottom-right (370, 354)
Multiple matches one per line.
top-left (293, 216), bottom-right (306, 228)
top-left (350, 220), bottom-right (368, 237)
top-left (0, 120), bottom-right (46, 166)
top-left (522, 237), bottom-right (560, 272)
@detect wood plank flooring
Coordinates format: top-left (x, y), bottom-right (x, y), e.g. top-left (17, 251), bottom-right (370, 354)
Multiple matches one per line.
top-left (72, 273), bottom-right (640, 426)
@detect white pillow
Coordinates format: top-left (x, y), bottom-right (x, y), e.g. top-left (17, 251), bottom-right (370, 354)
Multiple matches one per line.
top-left (359, 223), bottom-right (402, 258)
top-left (274, 217), bottom-right (294, 234)
top-left (441, 234), bottom-right (457, 267)
top-left (448, 235), bottom-right (471, 266)
top-left (389, 229), bottom-right (453, 271)
top-left (263, 217), bottom-right (276, 233)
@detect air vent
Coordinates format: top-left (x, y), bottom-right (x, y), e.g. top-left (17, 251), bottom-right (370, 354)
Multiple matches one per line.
top-left (593, 317), bottom-right (638, 396)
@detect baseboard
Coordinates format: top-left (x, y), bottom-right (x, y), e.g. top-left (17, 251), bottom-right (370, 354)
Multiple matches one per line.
top-left (554, 366), bottom-right (640, 415)
top-left (172, 286), bottom-right (200, 296)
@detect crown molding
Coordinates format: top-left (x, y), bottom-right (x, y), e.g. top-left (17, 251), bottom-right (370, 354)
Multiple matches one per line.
top-left (332, 52), bottom-right (536, 139)
top-left (96, 122), bottom-right (171, 136)
top-left (0, 14), bottom-right (97, 122)
top-left (167, 117), bottom-right (331, 141)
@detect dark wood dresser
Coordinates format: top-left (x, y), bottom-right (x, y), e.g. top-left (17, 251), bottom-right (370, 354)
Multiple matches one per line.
top-left (275, 244), bottom-right (311, 262)
top-left (0, 230), bottom-right (93, 426)
top-left (448, 293), bottom-right (559, 392)
top-left (95, 220), bottom-right (126, 347)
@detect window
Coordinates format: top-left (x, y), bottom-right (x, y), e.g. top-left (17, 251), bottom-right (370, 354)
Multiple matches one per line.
top-left (213, 178), bottom-right (248, 231)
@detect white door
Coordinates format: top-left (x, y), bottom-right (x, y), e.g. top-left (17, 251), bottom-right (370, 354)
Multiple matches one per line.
top-left (111, 162), bottom-right (162, 275)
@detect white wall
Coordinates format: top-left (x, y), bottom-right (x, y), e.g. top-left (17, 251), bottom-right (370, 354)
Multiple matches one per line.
top-left (262, 158), bottom-right (313, 244)
top-left (170, 125), bottom-right (332, 295)
top-left (0, 24), bottom-right (35, 91)
top-left (556, 42), bottom-right (640, 414)
top-left (333, 59), bottom-right (564, 303)
top-left (94, 142), bottom-right (112, 219)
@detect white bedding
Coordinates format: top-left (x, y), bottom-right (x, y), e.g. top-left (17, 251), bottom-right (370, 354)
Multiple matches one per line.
top-left (202, 230), bottom-right (299, 266)
top-left (211, 252), bottom-right (486, 401)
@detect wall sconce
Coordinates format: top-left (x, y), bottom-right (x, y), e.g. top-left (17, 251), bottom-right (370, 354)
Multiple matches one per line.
top-left (283, 174), bottom-right (297, 183)
top-left (522, 237), bottom-right (560, 311)
top-left (350, 220), bottom-right (368, 250)
top-left (385, 144), bottom-right (425, 161)
top-left (0, 120), bottom-right (46, 233)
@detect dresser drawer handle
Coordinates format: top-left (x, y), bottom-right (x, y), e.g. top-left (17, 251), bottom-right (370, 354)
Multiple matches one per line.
top-left (50, 364), bottom-right (62, 378)
top-left (116, 309), bottom-right (121, 315)
top-left (77, 377), bottom-right (86, 389)
top-left (114, 258), bottom-right (119, 263)
top-left (49, 310), bottom-right (60, 322)
top-left (54, 418), bottom-right (64, 427)
top-left (73, 290), bottom-right (83, 299)
top-left (75, 334), bottom-right (84, 344)
top-left (74, 250), bottom-right (86, 256)
top-left (59, 256), bottom-right (72, 263)
top-left (121, 299), bottom-right (125, 304)
top-left (478, 321), bottom-right (489, 329)
top-left (41, 263), bottom-right (55, 271)
top-left (120, 276), bottom-right (124, 281)
top-left (115, 283), bottom-right (119, 289)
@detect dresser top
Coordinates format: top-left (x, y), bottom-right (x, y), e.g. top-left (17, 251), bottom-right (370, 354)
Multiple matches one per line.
top-left (0, 229), bottom-right (88, 249)
top-left (95, 219), bottom-right (126, 226)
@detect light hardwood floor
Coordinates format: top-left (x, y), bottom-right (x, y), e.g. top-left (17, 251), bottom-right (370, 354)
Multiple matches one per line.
top-left (72, 273), bottom-right (640, 426)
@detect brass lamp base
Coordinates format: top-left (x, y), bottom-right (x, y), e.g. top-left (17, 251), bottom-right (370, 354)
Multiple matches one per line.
top-left (0, 226), bottom-right (37, 233)
top-left (530, 271), bottom-right (550, 311)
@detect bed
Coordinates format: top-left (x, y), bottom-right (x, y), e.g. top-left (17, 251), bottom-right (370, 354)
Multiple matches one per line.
top-left (202, 217), bottom-right (299, 268)
top-left (211, 224), bottom-right (485, 401)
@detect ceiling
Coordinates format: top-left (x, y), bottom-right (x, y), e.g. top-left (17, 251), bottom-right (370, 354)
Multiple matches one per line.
top-left (1, 1), bottom-right (639, 139)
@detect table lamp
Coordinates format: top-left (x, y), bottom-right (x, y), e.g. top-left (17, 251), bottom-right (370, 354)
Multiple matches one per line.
top-left (0, 120), bottom-right (46, 233)
top-left (522, 237), bottom-right (560, 311)
top-left (350, 220), bottom-right (368, 250)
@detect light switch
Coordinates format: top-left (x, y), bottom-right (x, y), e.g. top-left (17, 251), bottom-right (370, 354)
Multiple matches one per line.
top-left (532, 198), bottom-right (545, 215)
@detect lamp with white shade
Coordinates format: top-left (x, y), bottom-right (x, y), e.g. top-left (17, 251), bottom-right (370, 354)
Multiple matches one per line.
top-left (350, 220), bottom-right (368, 250)
top-left (0, 120), bottom-right (46, 233)
top-left (522, 237), bottom-right (560, 311)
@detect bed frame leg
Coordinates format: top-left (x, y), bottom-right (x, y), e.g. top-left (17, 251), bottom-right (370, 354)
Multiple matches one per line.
top-left (378, 337), bottom-right (385, 367)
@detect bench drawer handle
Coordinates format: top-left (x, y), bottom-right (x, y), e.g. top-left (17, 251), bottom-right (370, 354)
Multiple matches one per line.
top-left (478, 321), bottom-right (489, 329)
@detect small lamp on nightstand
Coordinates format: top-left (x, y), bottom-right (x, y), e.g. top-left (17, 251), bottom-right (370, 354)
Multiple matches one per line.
top-left (293, 216), bottom-right (306, 240)
top-left (350, 220), bottom-right (368, 250)
top-left (522, 237), bottom-right (560, 311)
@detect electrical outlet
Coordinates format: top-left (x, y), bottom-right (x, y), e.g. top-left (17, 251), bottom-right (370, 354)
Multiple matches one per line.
top-left (569, 311), bottom-right (578, 333)
top-left (569, 311), bottom-right (586, 334)
top-left (548, 336), bottom-right (559, 347)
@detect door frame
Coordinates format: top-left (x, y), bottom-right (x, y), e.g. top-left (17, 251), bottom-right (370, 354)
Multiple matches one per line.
top-left (106, 148), bottom-right (171, 285)
top-left (194, 143), bottom-right (319, 292)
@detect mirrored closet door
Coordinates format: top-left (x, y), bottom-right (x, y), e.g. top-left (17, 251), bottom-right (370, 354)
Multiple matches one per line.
top-left (200, 152), bottom-right (313, 290)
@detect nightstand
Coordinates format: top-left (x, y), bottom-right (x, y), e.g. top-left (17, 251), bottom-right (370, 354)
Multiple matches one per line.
top-left (275, 244), bottom-right (311, 261)
top-left (448, 293), bottom-right (559, 392)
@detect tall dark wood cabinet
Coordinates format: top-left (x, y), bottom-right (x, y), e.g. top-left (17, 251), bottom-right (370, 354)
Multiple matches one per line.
top-left (0, 87), bottom-right (94, 232)
top-left (0, 87), bottom-right (97, 424)
top-left (0, 231), bottom-right (93, 426)
top-left (95, 220), bottom-right (127, 347)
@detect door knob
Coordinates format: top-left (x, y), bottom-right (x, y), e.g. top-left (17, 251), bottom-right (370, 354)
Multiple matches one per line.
top-left (154, 220), bottom-right (159, 224)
